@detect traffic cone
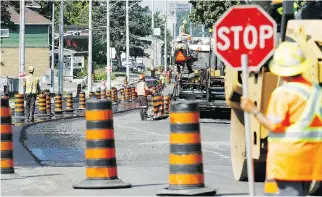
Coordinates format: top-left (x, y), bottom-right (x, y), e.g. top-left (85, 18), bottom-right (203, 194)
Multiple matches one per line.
top-left (73, 98), bottom-right (131, 189)
top-left (1, 97), bottom-right (21, 179)
top-left (157, 101), bottom-right (216, 196)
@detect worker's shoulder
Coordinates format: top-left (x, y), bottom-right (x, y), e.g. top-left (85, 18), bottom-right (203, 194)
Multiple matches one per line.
top-left (272, 82), bottom-right (312, 99)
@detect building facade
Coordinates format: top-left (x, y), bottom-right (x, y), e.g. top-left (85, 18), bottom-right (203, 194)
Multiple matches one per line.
top-left (0, 6), bottom-right (51, 78)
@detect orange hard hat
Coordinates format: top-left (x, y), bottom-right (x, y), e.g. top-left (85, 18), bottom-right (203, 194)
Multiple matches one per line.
top-left (139, 74), bottom-right (145, 80)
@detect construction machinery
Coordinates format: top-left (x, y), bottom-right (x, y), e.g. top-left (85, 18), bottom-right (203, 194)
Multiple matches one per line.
top-left (172, 36), bottom-right (229, 112)
top-left (223, 0), bottom-right (322, 194)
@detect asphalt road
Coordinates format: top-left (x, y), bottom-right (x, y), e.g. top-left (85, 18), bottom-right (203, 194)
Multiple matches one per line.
top-left (2, 109), bottom-right (266, 196)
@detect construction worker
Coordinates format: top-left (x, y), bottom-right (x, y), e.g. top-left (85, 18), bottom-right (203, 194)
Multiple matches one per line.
top-left (24, 66), bottom-right (41, 122)
top-left (179, 19), bottom-right (189, 37)
top-left (136, 74), bottom-right (150, 120)
top-left (240, 42), bottom-right (322, 196)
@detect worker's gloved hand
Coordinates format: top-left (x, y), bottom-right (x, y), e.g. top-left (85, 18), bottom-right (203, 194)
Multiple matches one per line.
top-left (240, 96), bottom-right (257, 114)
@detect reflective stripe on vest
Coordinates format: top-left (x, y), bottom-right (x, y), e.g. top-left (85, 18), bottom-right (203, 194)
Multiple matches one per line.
top-left (269, 83), bottom-right (322, 142)
top-left (25, 75), bottom-right (39, 94)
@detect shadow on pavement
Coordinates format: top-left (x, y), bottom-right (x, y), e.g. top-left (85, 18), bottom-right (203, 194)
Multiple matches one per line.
top-left (215, 193), bottom-right (249, 196)
top-left (131, 183), bottom-right (167, 188)
top-left (22, 173), bottom-right (63, 178)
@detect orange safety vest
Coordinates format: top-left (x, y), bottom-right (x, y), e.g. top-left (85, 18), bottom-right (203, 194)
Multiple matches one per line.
top-left (266, 83), bottom-right (322, 181)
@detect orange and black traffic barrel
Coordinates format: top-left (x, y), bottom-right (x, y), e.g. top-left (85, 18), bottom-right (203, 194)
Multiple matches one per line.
top-left (78, 91), bottom-right (86, 110)
top-left (89, 91), bottom-right (96, 99)
top-left (36, 94), bottom-right (39, 106)
top-left (159, 95), bottom-right (164, 116)
top-left (111, 88), bottom-right (117, 104)
top-left (14, 94), bottom-right (25, 125)
top-left (152, 94), bottom-right (161, 117)
top-left (54, 94), bottom-right (64, 117)
top-left (131, 87), bottom-right (136, 101)
top-left (106, 89), bottom-right (112, 101)
top-left (65, 93), bottom-right (74, 115)
top-left (156, 101), bottom-right (216, 196)
top-left (101, 90), bottom-right (106, 99)
top-left (124, 88), bottom-right (130, 102)
top-left (120, 89), bottom-right (125, 103)
top-left (73, 98), bottom-right (131, 189)
top-left (164, 96), bottom-right (170, 114)
top-left (77, 91), bottom-right (86, 117)
top-left (1, 98), bottom-right (15, 174)
top-left (124, 78), bottom-right (128, 88)
top-left (46, 93), bottom-right (52, 116)
top-left (37, 93), bottom-right (47, 120)
top-left (95, 90), bottom-right (101, 100)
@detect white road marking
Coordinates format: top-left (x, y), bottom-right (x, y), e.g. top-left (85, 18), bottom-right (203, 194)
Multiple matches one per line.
top-left (115, 124), bottom-right (168, 137)
top-left (202, 149), bottom-right (230, 159)
top-left (203, 170), bottom-right (233, 179)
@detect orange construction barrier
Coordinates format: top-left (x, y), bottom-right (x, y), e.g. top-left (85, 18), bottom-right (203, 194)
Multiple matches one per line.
top-left (157, 101), bottom-right (216, 196)
top-left (73, 98), bottom-right (131, 189)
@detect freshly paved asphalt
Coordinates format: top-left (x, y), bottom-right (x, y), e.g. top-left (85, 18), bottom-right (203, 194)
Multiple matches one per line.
top-left (2, 108), bottom-right (266, 196)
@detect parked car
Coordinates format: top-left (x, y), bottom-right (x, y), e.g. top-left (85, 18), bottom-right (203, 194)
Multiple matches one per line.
top-left (133, 63), bottom-right (145, 73)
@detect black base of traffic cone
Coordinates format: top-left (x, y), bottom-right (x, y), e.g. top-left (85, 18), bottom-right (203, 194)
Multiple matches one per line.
top-left (156, 187), bottom-right (216, 196)
top-left (73, 178), bottom-right (131, 189)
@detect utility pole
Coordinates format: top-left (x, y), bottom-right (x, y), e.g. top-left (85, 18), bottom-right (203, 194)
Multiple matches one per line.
top-left (106, 0), bottom-right (111, 90)
top-left (151, 0), bottom-right (154, 71)
top-left (189, 4), bottom-right (192, 36)
top-left (164, 0), bottom-right (167, 72)
top-left (58, 0), bottom-right (64, 95)
top-left (51, 1), bottom-right (55, 94)
top-left (19, 0), bottom-right (25, 94)
top-left (88, 0), bottom-right (93, 95)
top-left (126, 0), bottom-right (130, 81)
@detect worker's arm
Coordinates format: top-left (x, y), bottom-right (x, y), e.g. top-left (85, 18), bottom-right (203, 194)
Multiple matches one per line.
top-left (240, 96), bottom-right (287, 133)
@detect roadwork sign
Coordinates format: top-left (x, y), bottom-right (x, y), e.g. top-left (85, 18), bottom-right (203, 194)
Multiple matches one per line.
top-left (214, 5), bottom-right (277, 71)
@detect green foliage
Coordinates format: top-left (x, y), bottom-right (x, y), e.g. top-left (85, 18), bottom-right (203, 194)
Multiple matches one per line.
top-left (1, 1), bottom-right (20, 28)
top-left (189, 0), bottom-right (240, 28)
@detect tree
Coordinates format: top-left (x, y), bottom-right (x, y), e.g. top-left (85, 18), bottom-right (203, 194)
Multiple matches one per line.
top-left (189, 0), bottom-right (240, 28)
top-left (92, 1), bottom-right (153, 69)
top-left (1, 1), bottom-right (20, 28)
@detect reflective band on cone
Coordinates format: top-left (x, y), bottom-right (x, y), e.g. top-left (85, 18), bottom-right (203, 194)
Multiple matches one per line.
top-left (73, 98), bottom-right (131, 189)
top-left (156, 101), bottom-right (216, 196)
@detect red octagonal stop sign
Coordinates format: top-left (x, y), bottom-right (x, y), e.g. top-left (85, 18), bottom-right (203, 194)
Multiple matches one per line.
top-left (214, 5), bottom-right (277, 71)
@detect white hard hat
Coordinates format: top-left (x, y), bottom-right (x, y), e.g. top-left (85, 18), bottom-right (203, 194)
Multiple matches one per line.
top-left (28, 66), bottom-right (35, 73)
top-left (176, 37), bottom-right (182, 42)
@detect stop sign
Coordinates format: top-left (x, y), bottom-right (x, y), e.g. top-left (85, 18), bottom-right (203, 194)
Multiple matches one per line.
top-left (214, 5), bottom-right (277, 71)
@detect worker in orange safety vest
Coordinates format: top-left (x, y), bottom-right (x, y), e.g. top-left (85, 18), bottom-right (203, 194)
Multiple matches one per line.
top-left (240, 42), bottom-right (322, 196)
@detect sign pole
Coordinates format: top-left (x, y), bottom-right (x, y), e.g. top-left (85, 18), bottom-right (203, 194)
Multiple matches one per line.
top-left (241, 54), bottom-right (255, 196)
